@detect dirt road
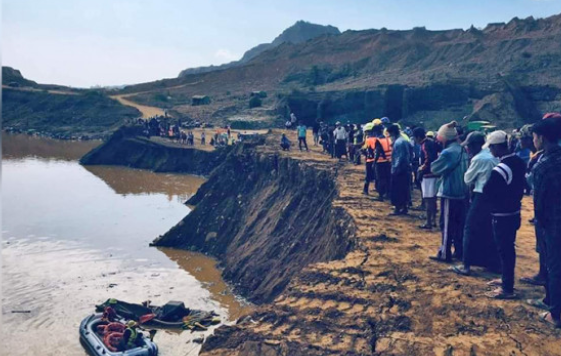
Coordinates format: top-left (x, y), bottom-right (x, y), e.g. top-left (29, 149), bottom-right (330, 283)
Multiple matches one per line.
top-left (111, 94), bottom-right (165, 118)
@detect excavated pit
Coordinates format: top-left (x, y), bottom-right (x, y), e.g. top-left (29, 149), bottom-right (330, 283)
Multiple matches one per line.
top-left (152, 135), bottom-right (357, 304)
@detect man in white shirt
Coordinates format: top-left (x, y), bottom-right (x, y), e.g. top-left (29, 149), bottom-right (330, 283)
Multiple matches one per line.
top-left (333, 122), bottom-right (348, 159)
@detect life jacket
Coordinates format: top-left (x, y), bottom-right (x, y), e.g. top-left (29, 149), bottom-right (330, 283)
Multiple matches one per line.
top-left (364, 137), bottom-right (378, 163)
top-left (377, 137), bottom-right (392, 163)
top-left (126, 327), bottom-right (138, 349)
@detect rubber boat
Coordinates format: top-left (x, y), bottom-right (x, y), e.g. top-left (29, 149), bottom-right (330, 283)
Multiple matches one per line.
top-left (80, 313), bottom-right (158, 356)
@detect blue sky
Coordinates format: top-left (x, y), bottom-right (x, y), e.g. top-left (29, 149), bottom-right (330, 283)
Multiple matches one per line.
top-left (3, 0), bottom-right (561, 88)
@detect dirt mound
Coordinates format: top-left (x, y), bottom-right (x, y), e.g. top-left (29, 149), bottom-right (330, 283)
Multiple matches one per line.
top-left (80, 126), bottom-right (227, 175)
top-left (152, 133), bottom-right (356, 304)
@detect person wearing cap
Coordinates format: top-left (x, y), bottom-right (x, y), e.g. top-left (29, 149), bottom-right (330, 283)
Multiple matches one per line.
top-left (451, 131), bottom-right (499, 276)
top-left (430, 121), bottom-right (469, 263)
top-left (531, 117), bottom-right (561, 327)
top-left (387, 124), bottom-right (412, 215)
top-left (413, 127), bottom-right (441, 230)
top-left (426, 131), bottom-right (435, 139)
top-left (481, 130), bottom-right (526, 299)
top-left (333, 121), bottom-right (348, 160)
top-left (373, 122), bottom-right (393, 201)
top-left (520, 117), bottom-right (559, 288)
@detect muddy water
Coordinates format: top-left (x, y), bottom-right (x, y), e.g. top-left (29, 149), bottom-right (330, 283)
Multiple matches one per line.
top-left (1, 134), bottom-right (250, 356)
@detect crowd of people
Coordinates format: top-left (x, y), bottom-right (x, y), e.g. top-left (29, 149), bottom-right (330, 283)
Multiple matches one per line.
top-left (138, 116), bottom-right (243, 147)
top-left (281, 112), bottom-right (561, 328)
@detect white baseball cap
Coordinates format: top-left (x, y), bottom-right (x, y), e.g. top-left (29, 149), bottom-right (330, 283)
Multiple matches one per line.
top-left (483, 130), bottom-right (508, 149)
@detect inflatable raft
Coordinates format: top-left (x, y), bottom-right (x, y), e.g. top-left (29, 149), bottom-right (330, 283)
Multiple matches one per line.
top-left (80, 314), bottom-right (158, 356)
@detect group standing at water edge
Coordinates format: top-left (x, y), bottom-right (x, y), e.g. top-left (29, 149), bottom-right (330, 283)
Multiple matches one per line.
top-left (283, 112), bottom-right (561, 328)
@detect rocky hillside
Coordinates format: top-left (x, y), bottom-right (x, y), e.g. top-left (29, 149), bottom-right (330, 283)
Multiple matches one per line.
top-left (121, 14), bottom-right (561, 130)
top-left (2, 68), bottom-right (141, 139)
top-left (178, 21), bottom-right (340, 77)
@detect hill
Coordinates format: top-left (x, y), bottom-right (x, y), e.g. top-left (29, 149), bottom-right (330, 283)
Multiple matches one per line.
top-left (120, 14), bottom-right (561, 130)
top-left (178, 21), bottom-right (340, 77)
top-left (2, 68), bottom-right (141, 139)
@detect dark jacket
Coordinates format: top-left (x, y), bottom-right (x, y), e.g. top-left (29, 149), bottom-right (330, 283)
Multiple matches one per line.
top-left (482, 153), bottom-right (526, 216)
top-left (534, 146), bottom-right (561, 231)
top-left (419, 138), bottom-right (441, 178)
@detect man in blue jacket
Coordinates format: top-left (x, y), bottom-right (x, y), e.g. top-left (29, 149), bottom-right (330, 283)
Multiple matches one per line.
top-left (430, 121), bottom-right (469, 263)
top-left (388, 124), bottom-right (412, 215)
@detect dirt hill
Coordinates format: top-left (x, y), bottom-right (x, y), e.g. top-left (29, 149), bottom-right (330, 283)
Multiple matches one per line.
top-left (121, 14), bottom-right (561, 130)
top-left (2, 69), bottom-right (141, 139)
top-left (178, 21), bottom-right (340, 77)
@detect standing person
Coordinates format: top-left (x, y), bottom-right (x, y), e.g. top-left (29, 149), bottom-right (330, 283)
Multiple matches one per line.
top-left (388, 124), bottom-right (412, 215)
top-left (280, 133), bottom-right (291, 151)
top-left (413, 127), bottom-right (441, 230)
top-left (520, 147), bottom-right (547, 287)
top-left (481, 130), bottom-right (526, 299)
top-left (328, 123), bottom-right (336, 158)
top-left (361, 123), bottom-right (376, 195)
top-left (347, 124), bottom-right (356, 162)
top-left (333, 122), bottom-right (348, 160)
top-left (290, 112), bottom-right (297, 127)
top-left (313, 121), bottom-right (321, 146)
top-left (201, 131), bottom-right (206, 145)
top-left (451, 132), bottom-right (500, 276)
top-left (373, 122), bottom-right (392, 201)
top-left (531, 117), bottom-right (561, 326)
top-left (354, 124), bottom-right (364, 165)
top-left (430, 121), bottom-right (469, 263)
top-left (297, 121), bottom-right (309, 151)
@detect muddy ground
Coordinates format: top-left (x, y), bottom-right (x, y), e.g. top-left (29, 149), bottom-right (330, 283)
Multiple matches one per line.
top-left (200, 129), bottom-right (561, 356)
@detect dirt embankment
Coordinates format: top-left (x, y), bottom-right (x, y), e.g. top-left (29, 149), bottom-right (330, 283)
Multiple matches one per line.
top-left (184, 130), bottom-right (560, 356)
top-left (152, 135), bottom-right (356, 304)
top-left (80, 126), bottom-right (228, 175)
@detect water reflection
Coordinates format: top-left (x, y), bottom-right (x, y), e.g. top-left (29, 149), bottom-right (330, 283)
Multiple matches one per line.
top-left (84, 166), bottom-right (206, 202)
top-left (159, 248), bottom-right (252, 320)
top-left (2, 132), bottom-right (100, 161)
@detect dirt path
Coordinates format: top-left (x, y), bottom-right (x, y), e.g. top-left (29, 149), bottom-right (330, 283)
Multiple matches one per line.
top-left (111, 94), bottom-right (165, 118)
top-left (202, 129), bottom-right (561, 356)
top-left (110, 80), bottom-right (205, 118)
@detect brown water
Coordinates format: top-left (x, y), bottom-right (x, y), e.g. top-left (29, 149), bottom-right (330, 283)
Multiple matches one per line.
top-left (1, 134), bottom-right (250, 356)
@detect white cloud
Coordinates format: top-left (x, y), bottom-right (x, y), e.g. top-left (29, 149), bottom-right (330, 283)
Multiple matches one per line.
top-left (214, 49), bottom-right (239, 63)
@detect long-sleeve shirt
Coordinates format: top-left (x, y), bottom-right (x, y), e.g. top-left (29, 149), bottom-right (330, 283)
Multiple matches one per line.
top-left (464, 149), bottom-right (499, 193)
top-left (431, 142), bottom-right (468, 199)
top-left (419, 138), bottom-right (441, 178)
top-left (482, 153), bottom-right (526, 215)
top-left (534, 146), bottom-right (561, 232)
top-left (391, 136), bottom-right (412, 174)
top-left (333, 127), bottom-right (348, 141)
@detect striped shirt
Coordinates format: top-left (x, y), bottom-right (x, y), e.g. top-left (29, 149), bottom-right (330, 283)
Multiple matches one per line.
top-left (482, 153), bottom-right (526, 216)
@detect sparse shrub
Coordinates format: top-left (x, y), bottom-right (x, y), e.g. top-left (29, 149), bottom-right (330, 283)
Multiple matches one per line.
top-left (249, 96), bottom-right (262, 108)
top-left (154, 93), bottom-right (168, 102)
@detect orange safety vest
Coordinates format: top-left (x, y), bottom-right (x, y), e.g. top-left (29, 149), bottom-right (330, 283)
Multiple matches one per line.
top-left (376, 137), bottom-right (392, 163)
top-left (364, 137), bottom-right (378, 163)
